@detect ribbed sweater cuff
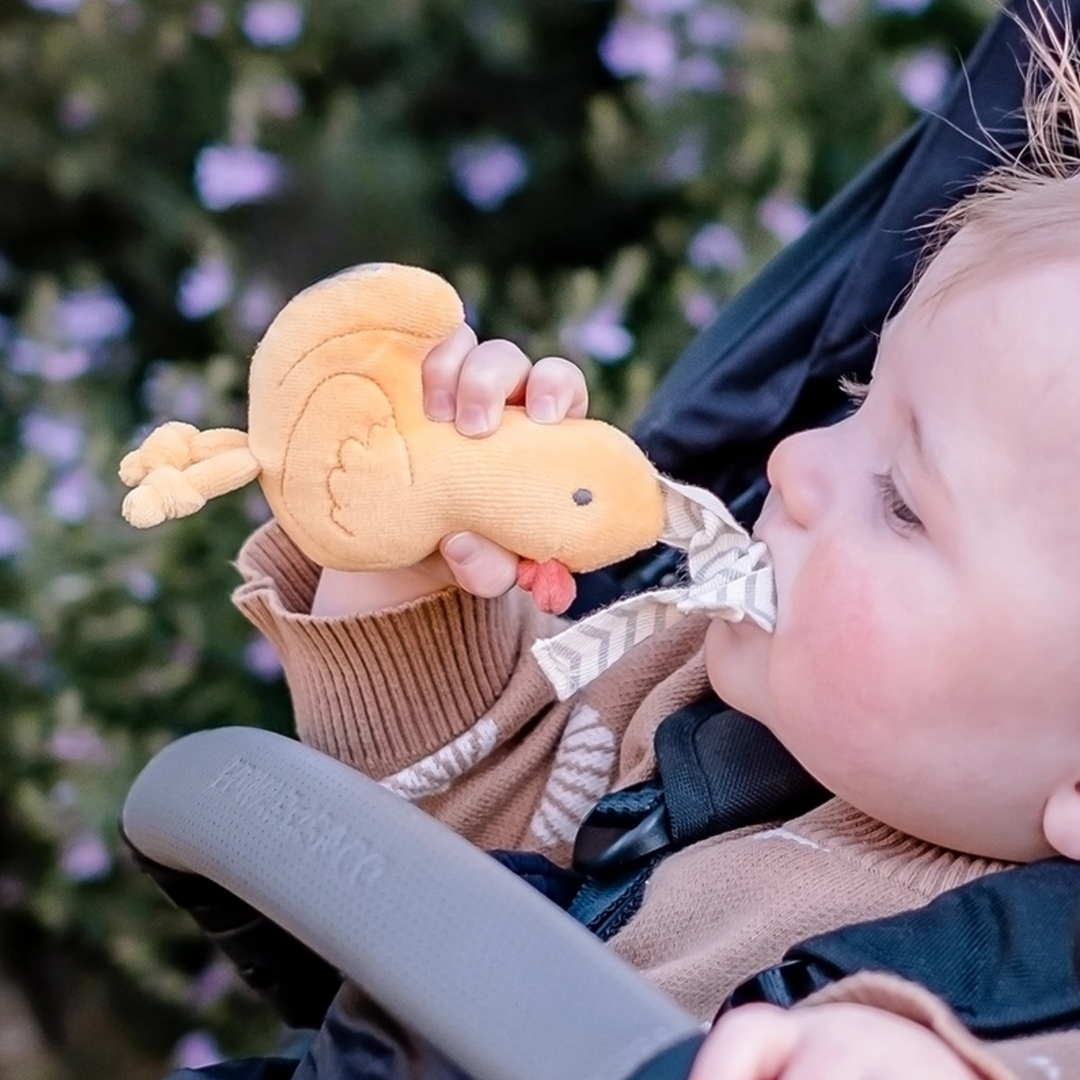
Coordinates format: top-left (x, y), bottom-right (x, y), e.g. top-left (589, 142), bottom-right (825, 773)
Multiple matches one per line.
top-left (800, 972), bottom-right (1026, 1080)
top-left (233, 522), bottom-right (525, 777)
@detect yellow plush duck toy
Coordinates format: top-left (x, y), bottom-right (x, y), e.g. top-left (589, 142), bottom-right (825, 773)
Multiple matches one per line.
top-left (119, 263), bottom-right (667, 614)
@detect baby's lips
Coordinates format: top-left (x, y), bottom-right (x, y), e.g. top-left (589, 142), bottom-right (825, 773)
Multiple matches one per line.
top-left (516, 558), bottom-right (577, 615)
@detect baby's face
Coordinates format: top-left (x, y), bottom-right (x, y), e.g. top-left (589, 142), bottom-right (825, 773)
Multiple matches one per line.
top-left (705, 236), bottom-right (1080, 861)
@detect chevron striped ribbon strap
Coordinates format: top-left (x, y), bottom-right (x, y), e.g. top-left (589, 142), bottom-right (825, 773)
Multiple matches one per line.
top-left (532, 477), bottom-right (776, 701)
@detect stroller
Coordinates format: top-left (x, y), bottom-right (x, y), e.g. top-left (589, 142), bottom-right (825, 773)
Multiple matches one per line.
top-left (121, 3), bottom-right (1080, 1077)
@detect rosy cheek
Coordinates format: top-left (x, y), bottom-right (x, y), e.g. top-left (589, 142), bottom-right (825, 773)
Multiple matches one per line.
top-left (774, 539), bottom-right (901, 744)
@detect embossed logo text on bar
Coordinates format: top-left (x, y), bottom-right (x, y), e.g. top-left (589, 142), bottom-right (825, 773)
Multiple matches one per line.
top-left (211, 757), bottom-right (386, 885)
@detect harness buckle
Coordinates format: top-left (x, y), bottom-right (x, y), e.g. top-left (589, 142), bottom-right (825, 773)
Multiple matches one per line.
top-left (572, 802), bottom-right (672, 877)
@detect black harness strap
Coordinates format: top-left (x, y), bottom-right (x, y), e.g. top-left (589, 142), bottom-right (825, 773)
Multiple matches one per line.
top-left (654, 698), bottom-right (830, 846)
top-left (731, 859), bottom-right (1080, 1038)
top-left (567, 696), bottom-right (829, 940)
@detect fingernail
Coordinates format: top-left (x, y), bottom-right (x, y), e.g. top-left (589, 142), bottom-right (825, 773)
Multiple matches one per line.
top-left (443, 532), bottom-right (482, 563)
top-left (531, 395), bottom-right (559, 423)
top-left (425, 389), bottom-right (455, 421)
top-left (457, 404), bottom-right (491, 436)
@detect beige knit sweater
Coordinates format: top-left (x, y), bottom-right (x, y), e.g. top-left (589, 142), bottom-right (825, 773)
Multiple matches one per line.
top-left (234, 521), bottom-right (1080, 1080)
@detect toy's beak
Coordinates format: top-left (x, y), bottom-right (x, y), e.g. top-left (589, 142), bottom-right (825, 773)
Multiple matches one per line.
top-left (516, 559), bottom-right (576, 616)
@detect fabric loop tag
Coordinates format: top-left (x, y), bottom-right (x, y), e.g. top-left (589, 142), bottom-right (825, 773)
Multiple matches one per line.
top-left (533, 477), bottom-right (776, 700)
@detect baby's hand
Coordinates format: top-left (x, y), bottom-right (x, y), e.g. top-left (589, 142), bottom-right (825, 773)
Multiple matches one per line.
top-left (423, 323), bottom-right (588, 436)
top-left (690, 1003), bottom-right (982, 1080)
top-left (312, 325), bottom-right (588, 617)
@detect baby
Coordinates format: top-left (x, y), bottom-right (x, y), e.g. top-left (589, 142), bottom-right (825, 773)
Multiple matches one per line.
top-left (231, 15), bottom-right (1080, 1080)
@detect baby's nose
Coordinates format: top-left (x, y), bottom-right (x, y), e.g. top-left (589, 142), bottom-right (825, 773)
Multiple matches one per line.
top-left (765, 426), bottom-right (833, 528)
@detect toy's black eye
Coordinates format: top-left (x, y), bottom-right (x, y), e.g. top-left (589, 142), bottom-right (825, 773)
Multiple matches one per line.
top-left (573, 488), bottom-right (593, 506)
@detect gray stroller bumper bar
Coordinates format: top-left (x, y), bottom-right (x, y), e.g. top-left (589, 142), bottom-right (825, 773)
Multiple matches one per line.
top-left (122, 727), bottom-right (704, 1080)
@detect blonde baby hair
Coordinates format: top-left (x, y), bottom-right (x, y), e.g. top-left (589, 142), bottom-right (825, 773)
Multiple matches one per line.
top-left (919, 3), bottom-right (1080, 286)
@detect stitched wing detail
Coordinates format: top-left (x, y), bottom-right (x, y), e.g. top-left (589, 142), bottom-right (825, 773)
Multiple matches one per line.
top-left (279, 372), bottom-right (414, 540)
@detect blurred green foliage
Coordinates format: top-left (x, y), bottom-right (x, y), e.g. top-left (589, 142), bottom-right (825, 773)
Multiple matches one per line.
top-left (0, 0), bottom-right (990, 1075)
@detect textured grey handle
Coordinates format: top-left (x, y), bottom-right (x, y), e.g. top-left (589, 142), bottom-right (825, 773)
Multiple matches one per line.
top-left (122, 727), bottom-right (701, 1080)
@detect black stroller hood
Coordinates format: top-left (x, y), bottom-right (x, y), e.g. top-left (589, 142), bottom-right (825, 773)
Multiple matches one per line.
top-left (633, 0), bottom-right (1048, 506)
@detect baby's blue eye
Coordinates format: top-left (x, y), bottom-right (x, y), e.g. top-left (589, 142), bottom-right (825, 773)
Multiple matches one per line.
top-left (873, 471), bottom-right (922, 531)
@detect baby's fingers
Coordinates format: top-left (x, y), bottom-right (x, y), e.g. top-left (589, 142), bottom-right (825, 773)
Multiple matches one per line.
top-left (422, 323), bottom-right (480, 421)
top-left (525, 356), bottom-right (589, 423)
top-left (440, 532), bottom-right (519, 598)
top-left (453, 340), bottom-right (533, 436)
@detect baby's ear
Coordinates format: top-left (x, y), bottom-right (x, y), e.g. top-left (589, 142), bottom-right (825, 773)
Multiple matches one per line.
top-left (1042, 777), bottom-right (1080, 860)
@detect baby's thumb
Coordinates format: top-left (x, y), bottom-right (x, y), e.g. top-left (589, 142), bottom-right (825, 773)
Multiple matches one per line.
top-left (440, 532), bottom-right (519, 598)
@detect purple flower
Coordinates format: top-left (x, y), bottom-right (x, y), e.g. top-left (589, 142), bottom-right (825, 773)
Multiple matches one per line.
top-left (188, 961), bottom-right (235, 1010)
top-left (49, 726), bottom-right (112, 765)
top-left (60, 832), bottom-right (112, 881)
top-left (236, 280), bottom-right (283, 333)
top-left (242, 0), bottom-right (303, 47)
top-left (174, 1032), bottom-right (224, 1070)
top-left (0, 507), bottom-right (27, 558)
top-left (244, 489), bottom-right (272, 523)
top-left (662, 130), bottom-right (704, 182)
top-left (55, 286), bottom-right (131, 345)
top-left (20, 410), bottom-right (86, 466)
top-left (0, 619), bottom-right (38, 663)
top-left (7, 338), bottom-right (41, 376)
top-left (59, 90), bottom-right (97, 131)
top-left (686, 4), bottom-right (746, 48)
top-left (141, 362), bottom-right (208, 423)
top-left (894, 48), bottom-right (952, 110)
top-left (688, 222), bottom-right (746, 271)
top-left (194, 144), bottom-right (285, 211)
top-left (560, 307), bottom-right (634, 364)
top-left (177, 256), bottom-right (233, 319)
top-left (25, 0), bottom-right (83, 13)
top-left (600, 18), bottom-right (678, 81)
top-left (123, 566), bottom-right (159, 601)
top-left (758, 194), bottom-right (813, 245)
top-left (449, 140), bottom-right (529, 211)
top-left (173, 381), bottom-right (207, 421)
top-left (682, 291), bottom-right (720, 328)
top-left (8, 338), bottom-right (93, 381)
top-left (47, 468), bottom-right (101, 523)
top-left (244, 635), bottom-right (283, 680)
top-left (677, 55), bottom-right (724, 92)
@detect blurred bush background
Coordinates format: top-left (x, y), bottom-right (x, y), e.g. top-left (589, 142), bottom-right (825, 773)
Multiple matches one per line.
top-left (0, 0), bottom-right (989, 1076)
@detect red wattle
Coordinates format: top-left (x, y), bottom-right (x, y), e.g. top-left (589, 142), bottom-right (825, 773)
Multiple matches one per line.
top-left (516, 559), bottom-right (576, 615)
